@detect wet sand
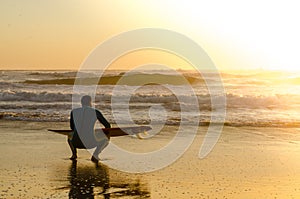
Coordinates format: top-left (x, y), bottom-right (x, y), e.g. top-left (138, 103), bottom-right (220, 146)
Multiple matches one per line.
top-left (0, 120), bottom-right (300, 198)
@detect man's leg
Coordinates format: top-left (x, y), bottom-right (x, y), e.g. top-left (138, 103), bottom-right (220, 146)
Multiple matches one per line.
top-left (91, 139), bottom-right (109, 163)
top-left (68, 138), bottom-right (77, 160)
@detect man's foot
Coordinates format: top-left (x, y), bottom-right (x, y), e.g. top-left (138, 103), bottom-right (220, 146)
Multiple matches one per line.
top-left (69, 155), bottom-right (77, 160)
top-left (91, 156), bottom-right (99, 164)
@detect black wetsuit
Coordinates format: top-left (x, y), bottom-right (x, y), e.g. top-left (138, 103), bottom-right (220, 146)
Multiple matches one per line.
top-left (70, 107), bottom-right (111, 149)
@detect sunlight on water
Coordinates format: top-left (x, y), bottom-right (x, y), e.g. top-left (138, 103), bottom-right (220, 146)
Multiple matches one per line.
top-left (1, 70), bottom-right (300, 127)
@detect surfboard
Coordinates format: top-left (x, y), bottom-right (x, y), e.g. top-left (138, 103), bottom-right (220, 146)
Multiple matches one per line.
top-left (48, 126), bottom-right (151, 137)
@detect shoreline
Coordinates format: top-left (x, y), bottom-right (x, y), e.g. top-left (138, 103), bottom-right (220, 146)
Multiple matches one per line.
top-left (0, 120), bottom-right (300, 198)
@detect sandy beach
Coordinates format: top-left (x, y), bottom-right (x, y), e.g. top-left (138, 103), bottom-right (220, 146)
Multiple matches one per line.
top-left (0, 120), bottom-right (299, 198)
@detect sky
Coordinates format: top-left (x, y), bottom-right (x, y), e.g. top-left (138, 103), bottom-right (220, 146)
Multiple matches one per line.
top-left (1, 0), bottom-right (300, 71)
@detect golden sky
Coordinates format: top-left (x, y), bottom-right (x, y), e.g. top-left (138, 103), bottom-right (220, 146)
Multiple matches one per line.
top-left (1, 0), bottom-right (300, 71)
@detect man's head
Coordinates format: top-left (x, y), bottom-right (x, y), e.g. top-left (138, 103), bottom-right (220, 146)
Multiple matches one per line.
top-left (81, 95), bottom-right (92, 106)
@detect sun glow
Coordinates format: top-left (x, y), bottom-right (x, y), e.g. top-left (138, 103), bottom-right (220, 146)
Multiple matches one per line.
top-left (160, 1), bottom-right (300, 72)
top-left (107, 49), bottom-right (194, 71)
top-left (1, 0), bottom-right (300, 71)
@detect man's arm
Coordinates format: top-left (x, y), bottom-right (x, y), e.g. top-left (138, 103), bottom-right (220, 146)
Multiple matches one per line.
top-left (70, 111), bottom-right (75, 130)
top-left (96, 110), bottom-right (111, 128)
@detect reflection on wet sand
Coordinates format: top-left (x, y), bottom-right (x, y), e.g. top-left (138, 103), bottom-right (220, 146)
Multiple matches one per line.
top-left (66, 161), bottom-right (150, 198)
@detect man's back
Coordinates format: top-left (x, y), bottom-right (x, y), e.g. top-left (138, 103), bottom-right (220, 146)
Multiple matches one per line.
top-left (71, 106), bottom-right (98, 135)
top-left (70, 106), bottom-right (110, 148)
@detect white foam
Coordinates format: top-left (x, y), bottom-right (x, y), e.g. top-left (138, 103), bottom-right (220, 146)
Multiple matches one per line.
top-left (1, 70), bottom-right (300, 127)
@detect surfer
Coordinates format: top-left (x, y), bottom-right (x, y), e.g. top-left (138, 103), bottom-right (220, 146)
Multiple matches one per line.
top-left (69, 95), bottom-right (111, 163)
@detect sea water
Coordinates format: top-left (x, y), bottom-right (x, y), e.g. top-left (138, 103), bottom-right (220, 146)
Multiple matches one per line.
top-left (1, 70), bottom-right (300, 127)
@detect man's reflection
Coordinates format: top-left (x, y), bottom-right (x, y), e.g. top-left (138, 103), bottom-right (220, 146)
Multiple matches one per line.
top-left (68, 161), bottom-right (150, 198)
top-left (68, 160), bottom-right (110, 199)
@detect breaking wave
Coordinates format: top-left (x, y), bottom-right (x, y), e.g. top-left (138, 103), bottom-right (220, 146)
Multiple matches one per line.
top-left (2, 70), bottom-right (300, 127)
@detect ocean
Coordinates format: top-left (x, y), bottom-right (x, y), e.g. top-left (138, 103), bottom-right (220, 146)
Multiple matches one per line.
top-left (1, 70), bottom-right (300, 127)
